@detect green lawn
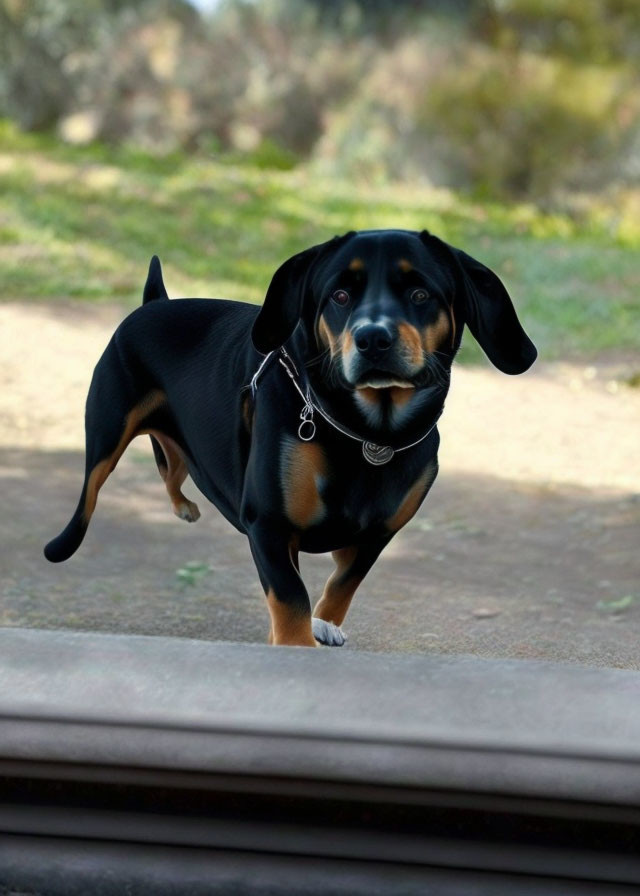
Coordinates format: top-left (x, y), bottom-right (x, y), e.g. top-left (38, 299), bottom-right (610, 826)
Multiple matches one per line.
top-left (1, 122), bottom-right (638, 363)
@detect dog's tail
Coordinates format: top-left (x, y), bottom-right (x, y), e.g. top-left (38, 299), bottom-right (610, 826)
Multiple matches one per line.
top-left (44, 484), bottom-right (92, 563)
top-left (143, 255), bottom-right (169, 304)
top-left (141, 255), bottom-right (172, 475)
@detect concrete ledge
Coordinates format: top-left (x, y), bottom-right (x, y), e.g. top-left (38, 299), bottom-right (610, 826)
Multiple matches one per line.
top-left (1, 627), bottom-right (640, 893)
top-left (1, 627), bottom-right (640, 800)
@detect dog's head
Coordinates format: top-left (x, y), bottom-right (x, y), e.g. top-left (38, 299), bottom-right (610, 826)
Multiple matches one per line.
top-left (252, 229), bottom-right (536, 426)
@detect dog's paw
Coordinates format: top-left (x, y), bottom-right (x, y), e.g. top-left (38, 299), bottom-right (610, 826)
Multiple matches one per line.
top-left (312, 617), bottom-right (347, 647)
top-left (174, 500), bottom-right (201, 523)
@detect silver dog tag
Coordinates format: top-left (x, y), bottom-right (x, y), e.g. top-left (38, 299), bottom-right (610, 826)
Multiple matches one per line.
top-left (362, 442), bottom-right (394, 465)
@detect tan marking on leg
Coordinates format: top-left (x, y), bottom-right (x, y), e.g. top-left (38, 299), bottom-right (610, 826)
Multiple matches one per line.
top-left (281, 440), bottom-right (327, 529)
top-left (397, 321), bottom-right (423, 368)
top-left (423, 311), bottom-right (451, 355)
top-left (83, 458), bottom-right (115, 524)
top-left (348, 257), bottom-right (365, 272)
top-left (83, 390), bottom-right (166, 523)
top-left (150, 430), bottom-right (200, 522)
top-left (318, 315), bottom-right (337, 357)
top-left (386, 463), bottom-right (437, 532)
top-left (267, 589), bottom-right (317, 647)
top-left (313, 546), bottom-right (359, 626)
top-left (398, 258), bottom-right (413, 273)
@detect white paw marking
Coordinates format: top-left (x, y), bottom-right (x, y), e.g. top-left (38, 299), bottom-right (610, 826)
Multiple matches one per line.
top-left (312, 617), bottom-right (347, 647)
top-left (174, 501), bottom-right (201, 522)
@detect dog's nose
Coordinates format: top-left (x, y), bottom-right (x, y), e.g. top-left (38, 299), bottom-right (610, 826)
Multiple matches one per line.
top-left (354, 324), bottom-right (393, 360)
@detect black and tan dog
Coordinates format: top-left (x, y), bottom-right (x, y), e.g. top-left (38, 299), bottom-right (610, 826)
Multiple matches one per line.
top-left (45, 229), bottom-right (536, 646)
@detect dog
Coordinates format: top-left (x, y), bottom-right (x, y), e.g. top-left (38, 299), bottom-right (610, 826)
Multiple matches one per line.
top-left (44, 229), bottom-right (536, 647)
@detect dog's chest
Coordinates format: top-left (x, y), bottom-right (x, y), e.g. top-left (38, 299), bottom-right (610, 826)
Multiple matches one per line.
top-left (279, 435), bottom-right (435, 542)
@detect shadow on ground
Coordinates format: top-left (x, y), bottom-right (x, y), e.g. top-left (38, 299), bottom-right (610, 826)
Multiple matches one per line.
top-left (3, 446), bottom-right (639, 668)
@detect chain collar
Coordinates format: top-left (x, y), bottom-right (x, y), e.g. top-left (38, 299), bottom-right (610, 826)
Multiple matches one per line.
top-left (250, 347), bottom-right (443, 466)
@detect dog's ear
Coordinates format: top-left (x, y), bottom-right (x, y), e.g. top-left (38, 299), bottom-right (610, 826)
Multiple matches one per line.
top-left (252, 233), bottom-right (354, 355)
top-left (421, 232), bottom-right (537, 374)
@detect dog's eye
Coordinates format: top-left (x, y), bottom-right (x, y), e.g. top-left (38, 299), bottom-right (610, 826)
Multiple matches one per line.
top-left (410, 288), bottom-right (430, 305)
top-left (331, 289), bottom-right (350, 307)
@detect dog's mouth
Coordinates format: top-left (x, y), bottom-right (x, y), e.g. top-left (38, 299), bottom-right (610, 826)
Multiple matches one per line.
top-left (356, 379), bottom-right (414, 391)
top-left (354, 373), bottom-right (415, 393)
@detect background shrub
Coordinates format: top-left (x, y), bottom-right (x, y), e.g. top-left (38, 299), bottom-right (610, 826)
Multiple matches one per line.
top-left (0, 0), bottom-right (638, 203)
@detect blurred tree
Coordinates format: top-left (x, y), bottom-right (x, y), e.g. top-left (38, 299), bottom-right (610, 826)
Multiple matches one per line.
top-left (476, 0), bottom-right (640, 65)
top-left (0, 0), bottom-right (199, 134)
top-left (0, 0), bottom-right (75, 129)
top-left (0, 0), bottom-right (637, 199)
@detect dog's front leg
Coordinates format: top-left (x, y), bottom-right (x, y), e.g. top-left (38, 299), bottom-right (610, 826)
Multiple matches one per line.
top-left (312, 535), bottom-right (393, 642)
top-left (248, 523), bottom-right (317, 647)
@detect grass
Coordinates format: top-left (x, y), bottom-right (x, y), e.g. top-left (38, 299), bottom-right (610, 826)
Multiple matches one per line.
top-left (1, 120), bottom-right (638, 363)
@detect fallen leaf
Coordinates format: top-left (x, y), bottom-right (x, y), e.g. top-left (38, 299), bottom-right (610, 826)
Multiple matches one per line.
top-left (596, 595), bottom-right (638, 614)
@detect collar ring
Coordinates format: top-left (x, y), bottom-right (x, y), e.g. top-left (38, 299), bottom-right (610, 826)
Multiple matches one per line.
top-left (298, 418), bottom-right (316, 441)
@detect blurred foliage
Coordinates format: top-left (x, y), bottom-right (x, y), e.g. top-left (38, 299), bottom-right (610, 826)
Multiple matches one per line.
top-left (1, 122), bottom-right (638, 364)
top-left (1, 0), bottom-right (638, 362)
top-left (420, 48), bottom-right (634, 197)
top-left (477, 0), bottom-right (640, 64)
top-left (0, 0), bottom-right (638, 201)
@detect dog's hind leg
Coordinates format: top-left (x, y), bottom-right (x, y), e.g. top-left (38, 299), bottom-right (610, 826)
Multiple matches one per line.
top-left (149, 432), bottom-right (200, 523)
top-left (150, 434), bottom-right (169, 480)
top-left (44, 345), bottom-right (166, 563)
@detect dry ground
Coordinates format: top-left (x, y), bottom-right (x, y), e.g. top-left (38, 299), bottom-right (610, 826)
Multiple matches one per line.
top-left (1, 301), bottom-right (639, 667)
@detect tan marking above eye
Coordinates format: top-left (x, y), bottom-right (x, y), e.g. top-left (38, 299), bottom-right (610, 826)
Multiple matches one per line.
top-left (348, 257), bottom-right (365, 272)
top-left (423, 310), bottom-right (451, 354)
top-left (398, 258), bottom-right (413, 273)
top-left (281, 439), bottom-right (327, 529)
top-left (396, 321), bottom-right (423, 368)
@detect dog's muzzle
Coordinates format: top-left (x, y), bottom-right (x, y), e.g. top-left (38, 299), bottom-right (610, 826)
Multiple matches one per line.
top-left (344, 324), bottom-right (417, 389)
top-left (353, 323), bottom-right (393, 363)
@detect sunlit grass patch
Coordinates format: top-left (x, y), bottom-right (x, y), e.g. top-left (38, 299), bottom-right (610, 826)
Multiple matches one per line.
top-left (1, 122), bottom-right (638, 362)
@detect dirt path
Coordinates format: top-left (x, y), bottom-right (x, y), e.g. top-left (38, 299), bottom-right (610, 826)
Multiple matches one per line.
top-left (2, 301), bottom-right (639, 667)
